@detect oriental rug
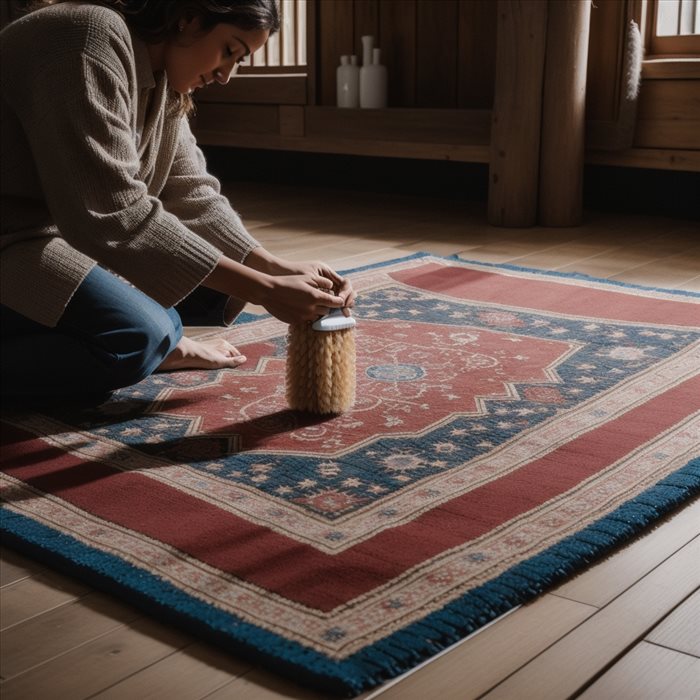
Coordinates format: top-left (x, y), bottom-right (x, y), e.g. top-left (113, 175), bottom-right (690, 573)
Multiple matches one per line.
top-left (2, 254), bottom-right (699, 696)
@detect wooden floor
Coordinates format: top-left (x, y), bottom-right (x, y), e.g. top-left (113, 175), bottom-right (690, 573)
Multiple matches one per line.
top-left (1, 182), bottom-right (699, 699)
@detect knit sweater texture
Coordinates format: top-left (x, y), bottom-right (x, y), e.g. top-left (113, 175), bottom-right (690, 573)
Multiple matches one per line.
top-left (0, 2), bottom-right (260, 327)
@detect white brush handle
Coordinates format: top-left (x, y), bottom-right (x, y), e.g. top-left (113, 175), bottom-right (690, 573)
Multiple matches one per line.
top-left (312, 308), bottom-right (357, 332)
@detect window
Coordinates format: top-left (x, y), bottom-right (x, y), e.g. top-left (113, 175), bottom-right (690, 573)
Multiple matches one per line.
top-left (239, 0), bottom-right (307, 74)
top-left (647, 0), bottom-right (700, 56)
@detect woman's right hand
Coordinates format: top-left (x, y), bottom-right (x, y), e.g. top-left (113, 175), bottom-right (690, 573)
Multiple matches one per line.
top-left (203, 255), bottom-right (345, 325)
top-left (258, 273), bottom-right (345, 324)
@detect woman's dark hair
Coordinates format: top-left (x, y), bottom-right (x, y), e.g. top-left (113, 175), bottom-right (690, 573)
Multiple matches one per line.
top-left (27, 1), bottom-right (280, 114)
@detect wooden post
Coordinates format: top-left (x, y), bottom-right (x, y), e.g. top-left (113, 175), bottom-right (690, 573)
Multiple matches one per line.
top-left (488, 0), bottom-right (548, 228)
top-left (539, 0), bottom-right (592, 226)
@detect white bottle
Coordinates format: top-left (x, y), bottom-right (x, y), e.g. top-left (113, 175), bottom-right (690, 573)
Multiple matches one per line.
top-left (360, 44), bottom-right (387, 109)
top-left (336, 54), bottom-right (359, 108)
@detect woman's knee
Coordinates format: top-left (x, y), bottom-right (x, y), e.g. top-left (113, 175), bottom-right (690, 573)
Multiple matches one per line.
top-left (108, 307), bottom-right (182, 387)
top-left (57, 267), bottom-right (184, 390)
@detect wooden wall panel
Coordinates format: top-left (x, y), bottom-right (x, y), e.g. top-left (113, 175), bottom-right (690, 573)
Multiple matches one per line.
top-left (458, 0), bottom-right (497, 108)
top-left (305, 106), bottom-right (490, 144)
top-left (317, 0), bottom-right (496, 109)
top-left (1, 0), bottom-right (25, 28)
top-left (586, 0), bottom-right (625, 121)
top-left (380, 0), bottom-right (417, 107)
top-left (194, 0), bottom-right (699, 170)
top-left (354, 0), bottom-right (380, 57)
top-left (193, 104), bottom-right (280, 135)
top-left (635, 80), bottom-right (700, 149)
top-left (416, 0), bottom-right (459, 107)
top-left (197, 76), bottom-right (306, 104)
top-left (318, 0), bottom-right (354, 105)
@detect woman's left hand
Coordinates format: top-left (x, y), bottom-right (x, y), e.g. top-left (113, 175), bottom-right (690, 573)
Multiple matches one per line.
top-left (245, 248), bottom-right (357, 315)
top-left (275, 259), bottom-right (357, 315)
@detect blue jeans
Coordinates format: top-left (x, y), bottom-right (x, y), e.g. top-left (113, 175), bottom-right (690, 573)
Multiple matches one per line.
top-left (1, 266), bottom-right (197, 403)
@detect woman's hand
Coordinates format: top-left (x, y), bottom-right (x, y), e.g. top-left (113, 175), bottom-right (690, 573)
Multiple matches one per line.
top-left (246, 249), bottom-right (356, 315)
top-left (276, 260), bottom-right (356, 315)
top-left (258, 272), bottom-right (345, 324)
top-left (204, 250), bottom-right (356, 325)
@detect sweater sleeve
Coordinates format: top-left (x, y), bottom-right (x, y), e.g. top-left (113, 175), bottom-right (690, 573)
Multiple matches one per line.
top-left (159, 116), bottom-right (261, 264)
top-left (1, 14), bottom-right (222, 310)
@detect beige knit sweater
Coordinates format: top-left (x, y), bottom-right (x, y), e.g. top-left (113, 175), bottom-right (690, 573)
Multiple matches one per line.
top-left (0, 2), bottom-right (260, 327)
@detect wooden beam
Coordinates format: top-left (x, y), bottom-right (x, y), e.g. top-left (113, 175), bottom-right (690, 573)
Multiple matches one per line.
top-left (539, 0), bottom-right (592, 226)
top-left (585, 147), bottom-right (700, 172)
top-left (488, 0), bottom-right (548, 227)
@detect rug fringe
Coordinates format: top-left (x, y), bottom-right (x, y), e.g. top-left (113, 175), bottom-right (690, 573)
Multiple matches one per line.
top-left (342, 457), bottom-right (700, 693)
top-left (2, 459), bottom-right (698, 697)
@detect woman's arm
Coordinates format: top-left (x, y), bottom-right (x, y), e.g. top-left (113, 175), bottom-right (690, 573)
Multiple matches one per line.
top-left (244, 247), bottom-right (357, 313)
top-left (160, 122), bottom-right (356, 315)
top-left (202, 254), bottom-right (345, 324)
top-left (159, 120), bottom-right (356, 317)
top-left (159, 118), bottom-right (260, 265)
top-left (1, 10), bottom-right (222, 311)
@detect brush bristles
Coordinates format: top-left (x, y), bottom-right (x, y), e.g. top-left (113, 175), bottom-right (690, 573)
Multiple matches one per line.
top-left (286, 324), bottom-right (356, 414)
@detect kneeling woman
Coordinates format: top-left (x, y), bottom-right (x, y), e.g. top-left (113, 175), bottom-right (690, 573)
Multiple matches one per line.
top-left (0, 0), bottom-right (355, 403)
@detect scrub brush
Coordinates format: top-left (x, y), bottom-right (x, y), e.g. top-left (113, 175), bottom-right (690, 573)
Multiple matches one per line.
top-left (286, 308), bottom-right (357, 414)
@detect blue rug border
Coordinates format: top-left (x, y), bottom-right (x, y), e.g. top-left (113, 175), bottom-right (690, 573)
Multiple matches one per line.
top-left (2, 255), bottom-right (699, 695)
top-left (2, 457), bottom-right (698, 696)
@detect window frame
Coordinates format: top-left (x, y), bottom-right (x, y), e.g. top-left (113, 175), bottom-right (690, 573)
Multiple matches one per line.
top-left (645, 0), bottom-right (700, 57)
top-left (237, 0), bottom-right (309, 76)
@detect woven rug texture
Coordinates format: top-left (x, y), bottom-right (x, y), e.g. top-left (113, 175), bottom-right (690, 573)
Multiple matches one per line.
top-left (2, 254), bottom-right (699, 696)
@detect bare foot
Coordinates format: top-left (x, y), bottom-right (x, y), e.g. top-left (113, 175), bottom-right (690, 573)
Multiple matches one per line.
top-left (157, 336), bottom-right (247, 372)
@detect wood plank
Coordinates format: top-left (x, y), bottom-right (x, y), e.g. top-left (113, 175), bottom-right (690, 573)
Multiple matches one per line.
top-left (194, 128), bottom-right (491, 163)
top-left (279, 105), bottom-right (305, 137)
top-left (538, 0), bottom-right (591, 226)
top-left (488, 0), bottom-right (548, 227)
top-left (635, 80), bottom-right (700, 150)
top-left (416, 0), bottom-right (459, 107)
top-left (368, 595), bottom-right (596, 699)
top-left (195, 76), bottom-right (307, 105)
top-left (676, 276), bottom-right (700, 292)
top-left (0, 547), bottom-right (45, 588)
top-left (645, 589), bottom-right (700, 657)
top-left (455, 242), bottom-right (558, 264)
top-left (318, 0), bottom-right (354, 105)
top-left (379, 0), bottom-right (416, 107)
top-left (585, 147), bottom-right (700, 171)
top-left (331, 246), bottom-right (413, 270)
top-left (354, 0), bottom-right (379, 57)
top-left (305, 0), bottom-right (318, 106)
top-left (1, 592), bottom-right (141, 679)
top-left (610, 249), bottom-right (700, 288)
top-left (90, 641), bottom-right (251, 700)
top-left (458, 0), bottom-right (497, 108)
top-left (0, 618), bottom-right (190, 700)
top-left (555, 239), bottom-right (699, 279)
top-left (0, 1), bottom-right (23, 29)
top-left (553, 500), bottom-right (700, 608)
top-left (643, 59), bottom-right (700, 80)
top-left (205, 665), bottom-right (347, 700)
top-left (510, 240), bottom-right (623, 270)
top-left (577, 641), bottom-right (700, 699)
top-left (1, 570), bottom-right (91, 631)
top-left (585, 0), bottom-right (625, 122)
top-left (481, 537), bottom-right (700, 699)
top-left (193, 104), bottom-right (280, 135)
top-left (304, 106), bottom-right (491, 145)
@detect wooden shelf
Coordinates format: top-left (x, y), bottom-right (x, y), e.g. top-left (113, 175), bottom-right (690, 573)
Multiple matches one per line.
top-left (193, 103), bottom-right (491, 162)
